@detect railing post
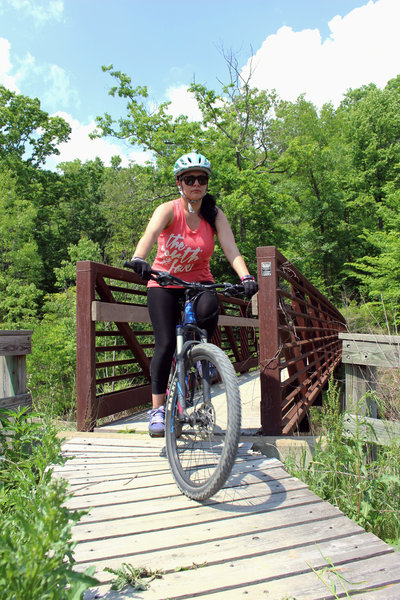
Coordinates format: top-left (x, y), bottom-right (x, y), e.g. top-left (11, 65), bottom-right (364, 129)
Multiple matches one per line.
top-left (0, 331), bottom-right (33, 411)
top-left (76, 261), bottom-right (97, 431)
top-left (257, 246), bottom-right (282, 434)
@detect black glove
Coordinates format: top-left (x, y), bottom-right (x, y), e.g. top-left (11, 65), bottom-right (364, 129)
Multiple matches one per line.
top-left (130, 257), bottom-right (152, 281)
top-left (242, 275), bottom-right (258, 299)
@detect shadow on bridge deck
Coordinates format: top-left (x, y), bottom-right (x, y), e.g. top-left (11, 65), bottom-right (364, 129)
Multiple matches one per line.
top-left (54, 410), bottom-right (400, 599)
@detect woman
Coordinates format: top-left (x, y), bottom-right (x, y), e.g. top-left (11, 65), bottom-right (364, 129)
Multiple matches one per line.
top-left (130, 152), bottom-right (258, 437)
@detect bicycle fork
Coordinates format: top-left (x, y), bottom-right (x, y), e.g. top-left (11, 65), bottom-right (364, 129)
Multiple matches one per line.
top-left (175, 326), bottom-right (211, 424)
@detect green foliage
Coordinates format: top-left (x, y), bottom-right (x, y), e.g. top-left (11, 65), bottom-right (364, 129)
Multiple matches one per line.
top-left (54, 236), bottom-right (103, 289)
top-left (0, 408), bottom-right (98, 599)
top-left (306, 546), bottom-right (377, 599)
top-left (104, 564), bottom-right (163, 592)
top-left (28, 289), bottom-right (77, 419)
top-left (0, 275), bottom-right (41, 328)
top-left (0, 85), bottom-right (70, 168)
top-left (286, 380), bottom-right (400, 546)
top-left (27, 237), bottom-right (104, 419)
top-left (101, 163), bottom-right (171, 264)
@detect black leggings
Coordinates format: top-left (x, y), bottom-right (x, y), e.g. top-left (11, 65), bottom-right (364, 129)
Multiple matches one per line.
top-left (147, 286), bottom-right (220, 395)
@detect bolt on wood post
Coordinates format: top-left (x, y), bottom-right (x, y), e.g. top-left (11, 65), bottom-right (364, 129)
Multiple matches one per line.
top-left (257, 246), bottom-right (282, 435)
top-left (76, 261), bottom-right (97, 431)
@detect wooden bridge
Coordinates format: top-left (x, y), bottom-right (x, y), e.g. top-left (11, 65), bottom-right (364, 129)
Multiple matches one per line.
top-left (64, 246), bottom-right (399, 598)
top-left (55, 415), bottom-right (400, 599)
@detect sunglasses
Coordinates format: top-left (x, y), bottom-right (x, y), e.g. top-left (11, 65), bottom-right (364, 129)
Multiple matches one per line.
top-left (181, 174), bottom-right (209, 186)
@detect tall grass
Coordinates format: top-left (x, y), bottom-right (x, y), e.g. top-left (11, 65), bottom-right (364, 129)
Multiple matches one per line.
top-left (0, 407), bottom-right (98, 599)
top-left (285, 379), bottom-right (400, 547)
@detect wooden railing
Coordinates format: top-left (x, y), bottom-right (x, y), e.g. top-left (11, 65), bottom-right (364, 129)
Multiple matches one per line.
top-left (76, 261), bottom-right (258, 431)
top-left (256, 247), bottom-right (347, 434)
top-left (0, 330), bottom-right (32, 412)
top-left (76, 248), bottom-right (347, 433)
top-left (340, 332), bottom-right (400, 444)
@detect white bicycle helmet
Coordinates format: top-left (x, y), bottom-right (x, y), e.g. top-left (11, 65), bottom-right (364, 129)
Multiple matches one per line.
top-left (173, 152), bottom-right (212, 178)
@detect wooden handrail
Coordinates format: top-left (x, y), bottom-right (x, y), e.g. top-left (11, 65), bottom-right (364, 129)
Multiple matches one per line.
top-left (0, 330), bottom-right (33, 411)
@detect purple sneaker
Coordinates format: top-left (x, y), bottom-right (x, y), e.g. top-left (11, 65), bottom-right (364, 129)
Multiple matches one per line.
top-left (148, 406), bottom-right (165, 437)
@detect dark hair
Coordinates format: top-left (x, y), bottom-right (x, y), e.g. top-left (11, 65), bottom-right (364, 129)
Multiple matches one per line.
top-left (200, 193), bottom-right (218, 232)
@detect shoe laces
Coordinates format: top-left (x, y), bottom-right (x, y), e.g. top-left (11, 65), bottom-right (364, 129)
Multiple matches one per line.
top-left (148, 406), bottom-right (165, 424)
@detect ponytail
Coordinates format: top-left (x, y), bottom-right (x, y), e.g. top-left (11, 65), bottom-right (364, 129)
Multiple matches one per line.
top-left (200, 193), bottom-right (218, 232)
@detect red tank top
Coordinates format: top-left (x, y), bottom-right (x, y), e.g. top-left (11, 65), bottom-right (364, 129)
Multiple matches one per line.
top-left (148, 198), bottom-right (215, 288)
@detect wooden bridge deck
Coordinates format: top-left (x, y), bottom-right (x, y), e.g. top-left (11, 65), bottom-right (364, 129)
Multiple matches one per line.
top-left (54, 432), bottom-right (400, 600)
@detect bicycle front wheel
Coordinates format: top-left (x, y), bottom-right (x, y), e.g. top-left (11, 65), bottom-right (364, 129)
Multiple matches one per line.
top-left (165, 342), bottom-right (241, 501)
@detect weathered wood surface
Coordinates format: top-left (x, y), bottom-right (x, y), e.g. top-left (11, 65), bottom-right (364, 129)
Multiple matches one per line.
top-left (54, 435), bottom-right (400, 599)
top-left (92, 300), bottom-right (259, 328)
top-left (344, 412), bottom-right (400, 445)
top-left (0, 330), bottom-right (32, 411)
top-left (340, 333), bottom-right (400, 368)
top-left (0, 330), bottom-right (32, 356)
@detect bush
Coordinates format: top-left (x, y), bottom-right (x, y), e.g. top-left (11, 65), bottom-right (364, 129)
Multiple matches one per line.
top-left (286, 380), bottom-right (400, 547)
top-left (27, 290), bottom-right (77, 420)
top-left (0, 408), bottom-right (98, 599)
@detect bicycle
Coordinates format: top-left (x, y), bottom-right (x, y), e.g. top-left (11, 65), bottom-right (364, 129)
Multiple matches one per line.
top-left (124, 261), bottom-right (245, 501)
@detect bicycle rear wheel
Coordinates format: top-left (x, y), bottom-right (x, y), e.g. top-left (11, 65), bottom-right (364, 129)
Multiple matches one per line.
top-left (165, 342), bottom-right (241, 501)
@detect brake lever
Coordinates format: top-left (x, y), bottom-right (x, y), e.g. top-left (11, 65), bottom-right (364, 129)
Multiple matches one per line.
top-left (154, 271), bottom-right (174, 286)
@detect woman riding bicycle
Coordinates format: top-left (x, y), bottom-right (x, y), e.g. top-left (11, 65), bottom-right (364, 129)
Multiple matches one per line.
top-left (129, 152), bottom-right (258, 437)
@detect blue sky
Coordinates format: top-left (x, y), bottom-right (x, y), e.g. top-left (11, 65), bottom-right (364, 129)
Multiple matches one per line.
top-left (1, 0), bottom-right (399, 168)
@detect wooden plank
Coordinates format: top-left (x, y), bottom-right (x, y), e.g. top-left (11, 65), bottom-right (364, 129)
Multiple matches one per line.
top-left (1, 355), bottom-right (28, 399)
top-left (0, 332), bottom-right (32, 356)
top-left (217, 314), bottom-right (258, 328)
top-left (92, 301), bottom-right (151, 324)
top-left (65, 467), bottom-right (308, 510)
top-left (343, 413), bottom-right (400, 445)
top-left (74, 512), bottom-right (361, 565)
top-left (54, 435), bottom-right (398, 600)
top-left (257, 246), bottom-right (282, 435)
top-left (0, 393), bottom-right (31, 410)
top-left (341, 335), bottom-right (400, 368)
top-left (344, 363), bottom-right (377, 415)
top-left (78, 533), bottom-right (392, 590)
top-left (92, 301), bottom-right (258, 328)
top-left (340, 332), bottom-right (400, 344)
top-left (58, 461), bottom-right (293, 497)
top-left (83, 555), bottom-right (400, 600)
top-left (73, 496), bottom-right (344, 543)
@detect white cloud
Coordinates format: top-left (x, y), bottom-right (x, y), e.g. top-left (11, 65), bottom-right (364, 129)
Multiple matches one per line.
top-left (165, 85), bottom-right (203, 121)
top-left (0, 40), bottom-right (79, 112)
top-left (0, 37), bottom-right (19, 91)
top-left (41, 64), bottom-right (80, 111)
top-left (241, 0), bottom-right (400, 107)
top-left (4, 0), bottom-right (64, 24)
top-left (12, 51), bottom-right (80, 112)
top-left (44, 112), bottom-right (154, 171)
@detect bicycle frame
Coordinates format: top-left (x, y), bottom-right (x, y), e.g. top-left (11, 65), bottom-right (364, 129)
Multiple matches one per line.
top-left (123, 261), bottom-right (246, 500)
top-left (123, 261), bottom-right (244, 422)
top-left (173, 290), bottom-right (210, 422)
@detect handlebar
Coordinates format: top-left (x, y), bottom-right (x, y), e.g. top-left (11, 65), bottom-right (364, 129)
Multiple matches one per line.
top-left (123, 261), bottom-right (245, 297)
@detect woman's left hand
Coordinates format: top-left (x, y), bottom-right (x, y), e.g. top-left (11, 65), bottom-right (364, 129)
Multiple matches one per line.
top-left (242, 276), bottom-right (258, 299)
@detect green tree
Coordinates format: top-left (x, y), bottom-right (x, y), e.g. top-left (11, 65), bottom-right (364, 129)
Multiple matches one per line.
top-left (272, 97), bottom-right (350, 297)
top-left (0, 168), bottom-right (42, 326)
top-left (94, 64), bottom-right (291, 280)
top-left (28, 237), bottom-right (103, 418)
top-left (340, 76), bottom-right (400, 231)
top-left (0, 85), bottom-right (70, 168)
top-left (102, 163), bottom-right (173, 265)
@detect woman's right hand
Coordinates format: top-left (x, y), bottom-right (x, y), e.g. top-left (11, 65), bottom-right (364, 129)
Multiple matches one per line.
top-left (130, 257), bottom-right (152, 280)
